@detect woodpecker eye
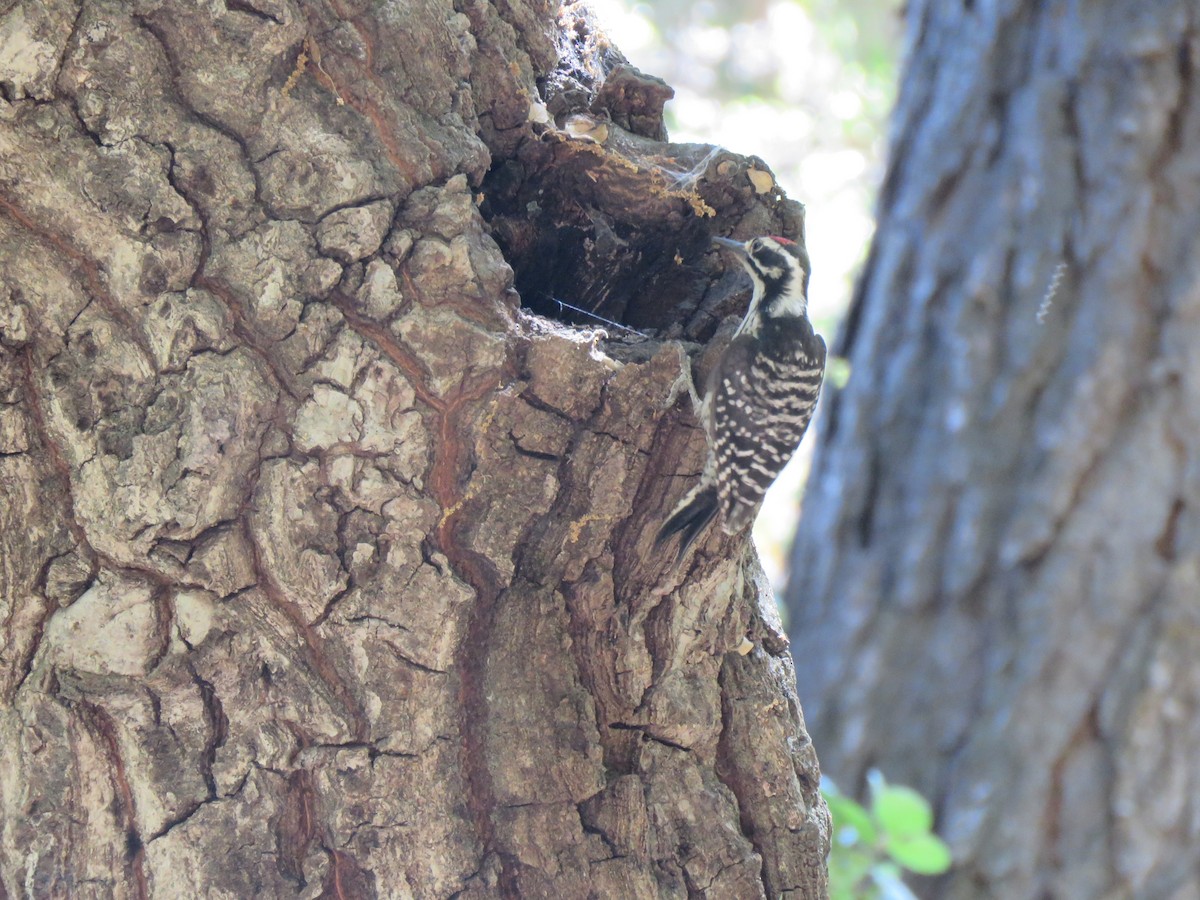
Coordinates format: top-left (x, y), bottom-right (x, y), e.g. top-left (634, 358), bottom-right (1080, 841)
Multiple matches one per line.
top-left (750, 239), bottom-right (763, 253)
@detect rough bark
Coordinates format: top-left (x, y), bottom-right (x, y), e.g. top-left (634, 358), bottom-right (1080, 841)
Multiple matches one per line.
top-left (787, 1), bottom-right (1200, 897)
top-left (0, 1), bottom-right (828, 897)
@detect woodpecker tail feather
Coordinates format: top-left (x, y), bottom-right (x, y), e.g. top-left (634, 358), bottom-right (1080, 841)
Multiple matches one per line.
top-left (655, 484), bottom-right (719, 562)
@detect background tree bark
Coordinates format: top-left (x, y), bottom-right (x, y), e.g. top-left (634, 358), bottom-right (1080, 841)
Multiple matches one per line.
top-left (788, 1), bottom-right (1200, 897)
top-left (0, 0), bottom-right (829, 896)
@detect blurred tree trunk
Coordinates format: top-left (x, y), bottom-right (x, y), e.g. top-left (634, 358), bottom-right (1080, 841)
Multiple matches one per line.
top-left (0, 0), bottom-right (829, 897)
top-left (788, 1), bottom-right (1200, 897)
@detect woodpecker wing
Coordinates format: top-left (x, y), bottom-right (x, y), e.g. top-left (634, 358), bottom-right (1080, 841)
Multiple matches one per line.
top-left (710, 320), bottom-right (827, 534)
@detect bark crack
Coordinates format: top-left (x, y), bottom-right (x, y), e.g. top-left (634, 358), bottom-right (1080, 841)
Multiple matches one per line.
top-left (224, 0), bottom-right (285, 26)
top-left (313, 2), bottom-right (425, 189)
top-left (713, 657), bottom-right (770, 900)
top-left (74, 699), bottom-right (151, 900)
top-left (242, 518), bottom-right (368, 740)
top-left (0, 194), bottom-right (155, 365)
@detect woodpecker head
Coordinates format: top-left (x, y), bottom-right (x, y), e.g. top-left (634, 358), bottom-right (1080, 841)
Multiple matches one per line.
top-left (713, 235), bottom-right (811, 324)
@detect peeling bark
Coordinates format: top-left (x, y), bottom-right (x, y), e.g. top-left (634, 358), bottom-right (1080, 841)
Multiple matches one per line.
top-left (788, 1), bottom-right (1200, 897)
top-left (1, 1), bottom-right (828, 897)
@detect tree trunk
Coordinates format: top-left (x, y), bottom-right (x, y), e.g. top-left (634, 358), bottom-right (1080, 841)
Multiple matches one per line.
top-left (1, 1), bottom-right (828, 897)
top-left (788, 1), bottom-right (1200, 897)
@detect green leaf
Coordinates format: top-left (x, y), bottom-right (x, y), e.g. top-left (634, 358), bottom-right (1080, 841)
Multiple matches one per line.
top-left (871, 783), bottom-right (933, 840)
top-left (829, 879), bottom-right (870, 900)
top-left (828, 846), bottom-right (876, 898)
top-left (826, 355), bottom-right (852, 389)
top-left (886, 834), bottom-right (953, 875)
top-left (824, 792), bottom-right (879, 846)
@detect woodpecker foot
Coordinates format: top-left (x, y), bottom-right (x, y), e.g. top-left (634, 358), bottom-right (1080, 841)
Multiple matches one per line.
top-left (662, 342), bottom-right (704, 417)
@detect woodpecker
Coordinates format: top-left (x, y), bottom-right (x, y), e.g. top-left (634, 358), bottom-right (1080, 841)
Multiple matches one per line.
top-left (655, 234), bottom-right (826, 560)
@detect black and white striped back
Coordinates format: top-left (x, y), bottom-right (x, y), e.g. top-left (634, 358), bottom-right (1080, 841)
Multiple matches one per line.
top-left (708, 315), bottom-right (826, 534)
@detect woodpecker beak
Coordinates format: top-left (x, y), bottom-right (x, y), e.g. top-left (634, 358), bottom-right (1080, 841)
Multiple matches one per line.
top-left (712, 236), bottom-right (747, 256)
